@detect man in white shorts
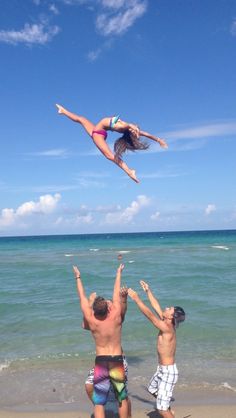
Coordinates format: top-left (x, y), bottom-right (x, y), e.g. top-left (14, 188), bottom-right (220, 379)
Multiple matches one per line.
top-left (128, 280), bottom-right (185, 418)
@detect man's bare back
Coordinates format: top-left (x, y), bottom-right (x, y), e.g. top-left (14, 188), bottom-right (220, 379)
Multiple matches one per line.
top-left (88, 302), bottom-right (123, 355)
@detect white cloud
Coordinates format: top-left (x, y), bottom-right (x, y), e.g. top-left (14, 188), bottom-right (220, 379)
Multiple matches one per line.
top-left (0, 23), bottom-right (60, 45)
top-left (205, 204), bottom-right (216, 216)
top-left (150, 211), bottom-right (160, 221)
top-left (96, 0), bottom-right (147, 36)
top-left (101, 0), bottom-right (126, 9)
top-left (231, 19), bottom-right (236, 36)
top-left (75, 213), bottom-right (93, 224)
top-left (104, 194), bottom-right (150, 225)
top-left (140, 170), bottom-right (185, 179)
top-left (0, 208), bottom-right (15, 227)
top-left (165, 121), bottom-right (236, 141)
top-left (28, 149), bottom-right (69, 158)
top-left (49, 4), bottom-right (59, 15)
top-left (87, 48), bottom-right (102, 62)
top-left (0, 194), bottom-right (61, 228)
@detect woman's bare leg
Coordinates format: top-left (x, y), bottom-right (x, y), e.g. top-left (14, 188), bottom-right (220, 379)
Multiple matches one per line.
top-left (92, 133), bottom-right (139, 183)
top-left (56, 104), bottom-right (95, 137)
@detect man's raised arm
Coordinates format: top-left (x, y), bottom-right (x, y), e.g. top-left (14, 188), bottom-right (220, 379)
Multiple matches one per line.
top-left (120, 286), bottom-right (128, 321)
top-left (128, 288), bottom-right (166, 332)
top-left (113, 264), bottom-right (124, 306)
top-left (140, 280), bottom-right (163, 319)
top-left (73, 266), bottom-right (92, 321)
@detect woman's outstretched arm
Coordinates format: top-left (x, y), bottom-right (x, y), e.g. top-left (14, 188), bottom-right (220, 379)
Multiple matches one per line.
top-left (140, 129), bottom-right (168, 148)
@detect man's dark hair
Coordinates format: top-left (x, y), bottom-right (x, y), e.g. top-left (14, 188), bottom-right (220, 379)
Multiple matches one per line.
top-left (92, 296), bottom-right (108, 317)
top-left (173, 306), bottom-right (185, 328)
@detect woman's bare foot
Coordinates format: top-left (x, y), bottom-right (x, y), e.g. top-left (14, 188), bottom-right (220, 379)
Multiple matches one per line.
top-left (56, 104), bottom-right (65, 114)
top-left (129, 169), bottom-right (139, 183)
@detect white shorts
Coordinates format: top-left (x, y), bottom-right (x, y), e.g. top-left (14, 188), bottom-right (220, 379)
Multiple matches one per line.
top-left (85, 355), bottom-right (128, 388)
top-left (148, 364), bottom-right (178, 411)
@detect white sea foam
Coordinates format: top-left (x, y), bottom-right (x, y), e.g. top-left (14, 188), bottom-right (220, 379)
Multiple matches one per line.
top-left (0, 362), bottom-right (10, 372)
top-left (64, 254), bottom-right (74, 257)
top-left (128, 260), bottom-right (135, 263)
top-left (212, 245), bottom-right (229, 250)
top-left (89, 248), bottom-right (99, 251)
top-left (118, 250), bottom-right (131, 254)
top-left (221, 382), bottom-right (236, 392)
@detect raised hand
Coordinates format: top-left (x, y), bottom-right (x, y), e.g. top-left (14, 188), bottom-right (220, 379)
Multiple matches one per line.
top-left (73, 265), bottom-right (81, 279)
top-left (140, 280), bottom-right (149, 292)
top-left (128, 288), bottom-right (138, 301)
top-left (117, 263), bottom-right (125, 272)
top-left (120, 286), bottom-right (128, 298)
top-left (158, 138), bottom-right (168, 149)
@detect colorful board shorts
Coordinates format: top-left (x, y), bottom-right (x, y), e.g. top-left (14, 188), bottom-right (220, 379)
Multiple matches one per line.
top-left (89, 355), bottom-right (128, 405)
top-left (148, 364), bottom-right (178, 411)
top-left (85, 355), bottom-right (128, 387)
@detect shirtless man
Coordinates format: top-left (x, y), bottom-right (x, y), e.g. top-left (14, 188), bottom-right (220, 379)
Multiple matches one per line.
top-left (84, 289), bottom-right (132, 417)
top-left (73, 264), bottom-right (128, 418)
top-left (128, 280), bottom-right (185, 418)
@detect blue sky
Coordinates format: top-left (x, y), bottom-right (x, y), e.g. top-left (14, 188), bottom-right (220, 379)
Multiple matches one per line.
top-left (0, 0), bottom-right (235, 236)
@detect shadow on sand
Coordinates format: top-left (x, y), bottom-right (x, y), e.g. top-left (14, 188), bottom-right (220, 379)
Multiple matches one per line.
top-left (90, 408), bottom-right (163, 418)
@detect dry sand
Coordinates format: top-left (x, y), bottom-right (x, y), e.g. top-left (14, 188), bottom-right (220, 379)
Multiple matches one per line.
top-left (0, 405), bottom-right (236, 418)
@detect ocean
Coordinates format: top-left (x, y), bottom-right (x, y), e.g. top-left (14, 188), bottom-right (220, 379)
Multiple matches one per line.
top-left (0, 230), bottom-right (236, 409)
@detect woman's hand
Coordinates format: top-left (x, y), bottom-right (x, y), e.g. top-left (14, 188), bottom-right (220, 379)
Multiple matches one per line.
top-left (158, 138), bottom-right (168, 149)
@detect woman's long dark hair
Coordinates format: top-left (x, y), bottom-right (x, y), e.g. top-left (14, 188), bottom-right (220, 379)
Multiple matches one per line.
top-left (114, 130), bottom-right (149, 160)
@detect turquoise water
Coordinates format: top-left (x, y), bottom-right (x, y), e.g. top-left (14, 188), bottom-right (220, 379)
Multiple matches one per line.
top-left (0, 230), bottom-right (236, 407)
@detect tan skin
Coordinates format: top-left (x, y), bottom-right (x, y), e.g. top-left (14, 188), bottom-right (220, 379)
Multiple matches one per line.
top-left (73, 264), bottom-right (128, 418)
top-left (56, 104), bottom-right (168, 183)
top-left (128, 281), bottom-right (176, 418)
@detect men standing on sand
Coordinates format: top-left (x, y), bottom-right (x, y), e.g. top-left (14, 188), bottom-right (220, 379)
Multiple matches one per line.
top-left (73, 264), bottom-right (129, 418)
top-left (128, 280), bottom-right (185, 418)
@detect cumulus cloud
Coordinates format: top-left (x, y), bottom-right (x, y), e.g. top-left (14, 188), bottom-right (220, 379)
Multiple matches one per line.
top-left (96, 0), bottom-right (147, 36)
top-left (0, 23), bottom-right (60, 45)
top-left (205, 204), bottom-right (216, 216)
top-left (0, 194), bottom-right (61, 228)
top-left (104, 194), bottom-right (150, 225)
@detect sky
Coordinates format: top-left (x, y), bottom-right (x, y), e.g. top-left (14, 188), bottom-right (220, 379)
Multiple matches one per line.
top-left (0, 0), bottom-right (236, 236)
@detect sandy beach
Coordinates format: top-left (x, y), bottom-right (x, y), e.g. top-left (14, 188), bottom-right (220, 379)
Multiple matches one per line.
top-left (0, 404), bottom-right (236, 418)
top-left (0, 388), bottom-right (236, 418)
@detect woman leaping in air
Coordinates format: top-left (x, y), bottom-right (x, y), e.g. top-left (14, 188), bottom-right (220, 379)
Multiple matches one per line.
top-left (56, 104), bottom-right (168, 183)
